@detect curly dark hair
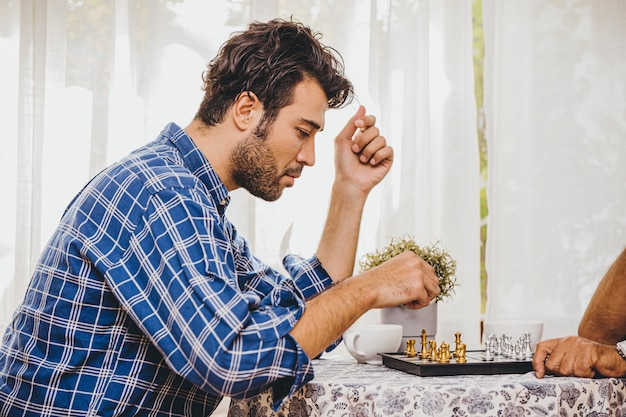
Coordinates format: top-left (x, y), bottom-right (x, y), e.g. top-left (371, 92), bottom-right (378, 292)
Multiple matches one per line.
top-left (195, 18), bottom-right (354, 127)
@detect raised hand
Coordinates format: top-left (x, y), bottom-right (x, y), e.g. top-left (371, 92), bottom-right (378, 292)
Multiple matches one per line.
top-left (333, 105), bottom-right (393, 196)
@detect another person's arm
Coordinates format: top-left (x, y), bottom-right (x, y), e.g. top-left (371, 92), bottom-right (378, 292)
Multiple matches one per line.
top-left (533, 336), bottom-right (626, 378)
top-left (533, 247), bottom-right (626, 379)
top-left (578, 247), bottom-right (626, 344)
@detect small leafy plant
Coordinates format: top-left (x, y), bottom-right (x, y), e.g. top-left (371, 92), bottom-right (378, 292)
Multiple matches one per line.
top-left (358, 235), bottom-right (458, 303)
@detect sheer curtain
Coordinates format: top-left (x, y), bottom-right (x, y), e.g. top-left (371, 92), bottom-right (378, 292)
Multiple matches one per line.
top-left (372, 1), bottom-right (481, 348)
top-left (483, 0), bottom-right (626, 341)
top-left (0, 0), bottom-right (481, 347)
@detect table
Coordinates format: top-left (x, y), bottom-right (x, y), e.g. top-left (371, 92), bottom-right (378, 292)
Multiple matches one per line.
top-left (227, 355), bottom-right (626, 417)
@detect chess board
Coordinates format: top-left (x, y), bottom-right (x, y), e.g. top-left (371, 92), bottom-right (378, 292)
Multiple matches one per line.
top-left (380, 351), bottom-right (534, 376)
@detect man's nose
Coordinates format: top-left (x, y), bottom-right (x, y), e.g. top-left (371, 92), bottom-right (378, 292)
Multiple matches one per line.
top-left (297, 137), bottom-right (316, 166)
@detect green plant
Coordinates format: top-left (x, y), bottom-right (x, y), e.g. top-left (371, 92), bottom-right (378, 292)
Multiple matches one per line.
top-left (358, 235), bottom-right (458, 303)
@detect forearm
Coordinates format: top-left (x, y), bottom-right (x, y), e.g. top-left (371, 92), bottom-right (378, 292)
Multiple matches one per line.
top-left (579, 247), bottom-right (626, 344)
top-left (315, 182), bottom-right (368, 282)
top-left (289, 251), bottom-right (442, 358)
top-left (289, 274), bottom-right (376, 358)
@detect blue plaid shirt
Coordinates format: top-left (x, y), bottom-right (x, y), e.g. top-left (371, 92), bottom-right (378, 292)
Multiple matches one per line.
top-left (0, 123), bottom-right (334, 416)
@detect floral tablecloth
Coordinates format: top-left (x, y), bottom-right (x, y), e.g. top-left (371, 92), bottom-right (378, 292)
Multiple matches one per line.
top-left (227, 356), bottom-right (626, 417)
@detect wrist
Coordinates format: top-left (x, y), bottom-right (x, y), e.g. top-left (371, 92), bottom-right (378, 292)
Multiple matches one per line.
top-left (341, 273), bottom-right (378, 311)
top-left (331, 178), bottom-right (370, 202)
top-left (616, 340), bottom-right (626, 361)
top-left (610, 340), bottom-right (626, 378)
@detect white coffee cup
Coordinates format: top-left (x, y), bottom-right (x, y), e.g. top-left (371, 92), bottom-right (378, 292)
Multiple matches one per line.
top-left (343, 324), bottom-right (403, 364)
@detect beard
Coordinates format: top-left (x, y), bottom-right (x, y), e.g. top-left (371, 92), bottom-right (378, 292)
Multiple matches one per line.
top-left (230, 119), bottom-right (301, 202)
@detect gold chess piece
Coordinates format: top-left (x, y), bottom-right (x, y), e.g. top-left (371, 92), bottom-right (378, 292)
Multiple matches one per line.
top-left (419, 329), bottom-right (429, 359)
top-left (438, 341), bottom-right (451, 363)
top-left (456, 343), bottom-right (467, 363)
top-left (454, 332), bottom-right (463, 357)
top-left (428, 340), bottom-right (438, 361)
top-left (405, 339), bottom-right (418, 357)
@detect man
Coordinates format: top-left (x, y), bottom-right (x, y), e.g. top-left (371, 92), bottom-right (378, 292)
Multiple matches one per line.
top-left (0, 18), bottom-right (440, 416)
top-left (533, 247), bottom-right (626, 379)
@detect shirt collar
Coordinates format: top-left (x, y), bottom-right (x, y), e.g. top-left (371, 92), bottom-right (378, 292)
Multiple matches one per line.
top-left (161, 122), bottom-right (231, 215)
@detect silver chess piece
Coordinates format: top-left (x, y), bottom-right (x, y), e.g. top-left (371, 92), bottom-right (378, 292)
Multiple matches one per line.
top-left (522, 332), bottom-right (533, 359)
top-left (482, 341), bottom-right (494, 361)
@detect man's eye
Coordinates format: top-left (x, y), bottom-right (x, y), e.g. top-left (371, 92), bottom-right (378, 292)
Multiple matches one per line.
top-left (298, 129), bottom-right (311, 139)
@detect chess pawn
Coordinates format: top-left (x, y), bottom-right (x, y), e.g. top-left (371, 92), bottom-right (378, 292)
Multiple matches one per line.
top-left (504, 335), bottom-right (513, 358)
top-left (429, 340), bottom-right (438, 361)
top-left (438, 342), bottom-right (451, 363)
top-left (482, 341), bottom-right (494, 361)
top-left (492, 337), bottom-right (502, 356)
top-left (405, 339), bottom-right (418, 357)
top-left (514, 342), bottom-right (523, 360)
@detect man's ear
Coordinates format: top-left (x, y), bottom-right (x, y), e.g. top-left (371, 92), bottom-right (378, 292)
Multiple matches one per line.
top-left (233, 91), bottom-right (261, 131)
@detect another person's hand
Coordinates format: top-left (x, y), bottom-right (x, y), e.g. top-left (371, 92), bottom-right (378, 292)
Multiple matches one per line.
top-left (333, 105), bottom-right (393, 195)
top-left (533, 336), bottom-right (626, 378)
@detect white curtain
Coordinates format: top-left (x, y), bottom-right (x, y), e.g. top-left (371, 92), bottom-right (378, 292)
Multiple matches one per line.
top-left (371, 1), bottom-right (481, 348)
top-left (483, 0), bottom-right (626, 341)
top-left (0, 0), bottom-right (481, 347)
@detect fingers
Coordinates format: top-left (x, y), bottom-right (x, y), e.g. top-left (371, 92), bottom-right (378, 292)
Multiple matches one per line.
top-left (544, 351), bottom-right (596, 378)
top-left (398, 253), bottom-right (441, 308)
top-left (404, 299), bottom-right (431, 310)
top-left (352, 119), bottom-right (392, 166)
top-left (532, 339), bottom-right (556, 378)
top-left (403, 282), bottom-right (439, 310)
top-left (354, 134), bottom-right (393, 166)
top-left (367, 251), bottom-right (441, 309)
top-left (533, 337), bottom-right (598, 379)
top-left (338, 105), bottom-right (392, 166)
top-left (336, 105), bottom-right (366, 142)
top-left (424, 265), bottom-right (442, 299)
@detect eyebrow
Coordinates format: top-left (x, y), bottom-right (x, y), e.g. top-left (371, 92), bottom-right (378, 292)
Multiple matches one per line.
top-left (299, 117), bottom-right (323, 132)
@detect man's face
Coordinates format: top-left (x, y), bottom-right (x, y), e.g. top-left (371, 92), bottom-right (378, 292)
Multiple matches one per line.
top-left (230, 78), bottom-right (327, 201)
